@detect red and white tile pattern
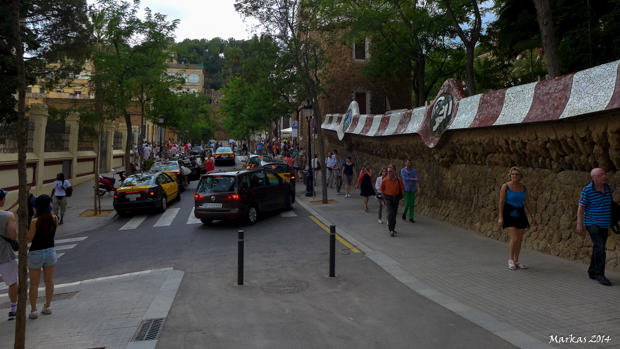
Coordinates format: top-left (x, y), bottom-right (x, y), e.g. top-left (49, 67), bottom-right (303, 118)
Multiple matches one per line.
top-left (322, 59), bottom-right (620, 147)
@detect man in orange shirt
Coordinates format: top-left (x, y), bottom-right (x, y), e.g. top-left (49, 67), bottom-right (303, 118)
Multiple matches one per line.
top-left (379, 164), bottom-right (405, 237)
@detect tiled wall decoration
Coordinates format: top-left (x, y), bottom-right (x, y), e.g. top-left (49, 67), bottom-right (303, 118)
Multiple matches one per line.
top-left (322, 59), bottom-right (620, 147)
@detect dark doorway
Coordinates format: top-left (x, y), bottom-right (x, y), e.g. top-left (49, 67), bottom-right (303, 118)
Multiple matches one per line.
top-left (355, 92), bottom-right (367, 115)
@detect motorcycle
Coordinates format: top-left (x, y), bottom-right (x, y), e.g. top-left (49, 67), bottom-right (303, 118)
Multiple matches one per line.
top-left (95, 169), bottom-right (126, 197)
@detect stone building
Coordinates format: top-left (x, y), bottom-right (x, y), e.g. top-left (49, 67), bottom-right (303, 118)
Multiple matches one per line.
top-left (321, 60), bottom-right (620, 271)
top-left (166, 61), bottom-right (205, 94)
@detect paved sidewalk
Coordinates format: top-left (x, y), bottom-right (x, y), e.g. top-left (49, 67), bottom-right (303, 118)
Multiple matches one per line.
top-left (297, 177), bottom-right (620, 348)
top-left (0, 268), bottom-right (183, 349)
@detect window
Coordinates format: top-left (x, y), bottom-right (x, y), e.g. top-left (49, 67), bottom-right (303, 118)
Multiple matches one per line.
top-left (39, 88), bottom-right (46, 94)
top-left (74, 90), bottom-right (82, 95)
top-left (247, 172), bottom-right (266, 188)
top-left (56, 88), bottom-right (62, 93)
top-left (266, 172), bottom-right (281, 186)
top-left (199, 176), bottom-right (236, 192)
top-left (181, 73), bottom-right (187, 82)
top-left (353, 37), bottom-right (370, 60)
top-left (26, 87), bottom-right (32, 93)
top-left (189, 73), bottom-right (199, 83)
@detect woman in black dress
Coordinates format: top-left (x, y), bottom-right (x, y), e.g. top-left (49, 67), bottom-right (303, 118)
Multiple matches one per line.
top-left (357, 164), bottom-right (375, 211)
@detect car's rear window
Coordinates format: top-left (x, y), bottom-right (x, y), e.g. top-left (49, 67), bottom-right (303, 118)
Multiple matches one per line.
top-left (199, 176), bottom-right (236, 192)
top-left (193, 146), bottom-right (203, 151)
top-left (151, 162), bottom-right (179, 171)
top-left (264, 163), bottom-right (290, 173)
top-left (216, 147), bottom-right (232, 153)
top-left (122, 176), bottom-right (154, 186)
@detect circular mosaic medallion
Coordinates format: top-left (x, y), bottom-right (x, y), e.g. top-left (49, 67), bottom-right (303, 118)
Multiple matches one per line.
top-left (430, 93), bottom-right (453, 136)
top-left (260, 280), bottom-right (309, 294)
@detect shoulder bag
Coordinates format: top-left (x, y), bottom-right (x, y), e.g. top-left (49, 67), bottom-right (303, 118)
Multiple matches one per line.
top-left (1, 235), bottom-right (18, 252)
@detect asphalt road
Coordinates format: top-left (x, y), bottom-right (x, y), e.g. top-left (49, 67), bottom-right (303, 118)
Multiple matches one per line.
top-left (27, 159), bottom-right (515, 348)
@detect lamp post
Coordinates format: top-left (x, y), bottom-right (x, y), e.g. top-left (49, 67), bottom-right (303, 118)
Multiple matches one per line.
top-left (303, 100), bottom-right (314, 197)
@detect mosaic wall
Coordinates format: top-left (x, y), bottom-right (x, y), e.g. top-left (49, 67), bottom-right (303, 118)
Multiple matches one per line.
top-left (323, 60), bottom-right (620, 148)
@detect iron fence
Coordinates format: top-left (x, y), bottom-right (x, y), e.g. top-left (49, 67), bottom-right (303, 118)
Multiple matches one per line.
top-left (113, 131), bottom-right (123, 150)
top-left (77, 125), bottom-right (94, 151)
top-left (0, 118), bottom-right (35, 153)
top-left (44, 121), bottom-right (71, 152)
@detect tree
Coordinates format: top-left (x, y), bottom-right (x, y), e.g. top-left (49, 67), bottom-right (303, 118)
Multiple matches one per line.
top-left (532, 0), bottom-right (561, 78)
top-left (235, 0), bottom-right (333, 203)
top-left (440, 0), bottom-right (483, 95)
top-left (5, 0), bottom-right (91, 346)
top-left (90, 0), bottom-right (179, 175)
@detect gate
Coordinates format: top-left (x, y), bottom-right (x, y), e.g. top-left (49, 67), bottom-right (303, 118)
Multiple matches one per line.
top-left (99, 132), bottom-right (108, 174)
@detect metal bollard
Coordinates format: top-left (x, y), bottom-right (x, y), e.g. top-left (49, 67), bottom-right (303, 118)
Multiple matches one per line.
top-left (329, 225), bottom-right (336, 277)
top-left (238, 230), bottom-right (244, 285)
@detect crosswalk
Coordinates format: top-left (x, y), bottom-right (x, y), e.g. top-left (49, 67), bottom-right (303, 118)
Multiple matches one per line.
top-left (118, 207), bottom-right (298, 230)
top-left (1, 236), bottom-right (88, 291)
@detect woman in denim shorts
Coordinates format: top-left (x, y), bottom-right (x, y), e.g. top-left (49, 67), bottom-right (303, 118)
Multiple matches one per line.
top-left (27, 194), bottom-right (58, 319)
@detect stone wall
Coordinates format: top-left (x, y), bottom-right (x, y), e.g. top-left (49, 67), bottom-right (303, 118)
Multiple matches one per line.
top-left (322, 112), bottom-right (620, 271)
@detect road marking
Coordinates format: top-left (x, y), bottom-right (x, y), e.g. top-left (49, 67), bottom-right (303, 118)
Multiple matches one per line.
top-left (187, 208), bottom-right (202, 225)
top-left (154, 208), bottom-right (180, 227)
top-left (309, 216), bottom-right (360, 253)
top-left (120, 215), bottom-right (148, 230)
top-left (55, 244), bottom-right (77, 251)
top-left (280, 211), bottom-right (297, 217)
top-left (55, 237), bottom-right (88, 244)
top-left (57, 253), bottom-right (65, 258)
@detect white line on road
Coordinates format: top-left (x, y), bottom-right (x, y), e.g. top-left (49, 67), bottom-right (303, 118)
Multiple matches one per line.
top-left (120, 215), bottom-right (148, 230)
top-left (187, 208), bottom-right (202, 225)
top-left (280, 211), bottom-right (297, 217)
top-left (55, 244), bottom-right (77, 251)
top-left (57, 253), bottom-right (65, 258)
top-left (55, 237), bottom-right (88, 244)
top-left (153, 208), bottom-right (180, 227)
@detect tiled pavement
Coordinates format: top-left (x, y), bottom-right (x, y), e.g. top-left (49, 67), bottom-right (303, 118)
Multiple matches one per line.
top-left (296, 178), bottom-right (620, 348)
top-left (0, 268), bottom-right (183, 349)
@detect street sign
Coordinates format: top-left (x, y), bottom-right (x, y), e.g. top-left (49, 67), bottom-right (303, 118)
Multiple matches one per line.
top-left (292, 121), bottom-right (298, 129)
top-left (292, 129), bottom-right (297, 137)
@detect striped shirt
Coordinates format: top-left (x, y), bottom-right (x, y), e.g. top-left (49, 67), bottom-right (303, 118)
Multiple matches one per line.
top-left (579, 183), bottom-right (612, 227)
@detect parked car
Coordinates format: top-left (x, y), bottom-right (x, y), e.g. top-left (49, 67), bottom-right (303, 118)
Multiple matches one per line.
top-left (191, 146), bottom-right (204, 156)
top-left (243, 155), bottom-right (277, 169)
top-left (214, 147), bottom-right (235, 166)
top-left (193, 168), bottom-right (295, 225)
top-left (114, 172), bottom-right (179, 216)
top-left (150, 160), bottom-right (187, 192)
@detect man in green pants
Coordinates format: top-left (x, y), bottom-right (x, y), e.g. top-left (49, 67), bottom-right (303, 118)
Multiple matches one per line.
top-left (400, 159), bottom-right (420, 223)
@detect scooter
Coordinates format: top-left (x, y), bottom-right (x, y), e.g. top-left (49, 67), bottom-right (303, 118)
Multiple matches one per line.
top-left (98, 175), bottom-right (116, 196)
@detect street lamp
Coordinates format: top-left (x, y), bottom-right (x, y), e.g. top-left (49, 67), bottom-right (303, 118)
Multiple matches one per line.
top-left (303, 100), bottom-right (314, 197)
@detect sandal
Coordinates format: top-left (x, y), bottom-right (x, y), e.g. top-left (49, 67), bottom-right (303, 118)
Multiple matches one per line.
top-left (508, 260), bottom-right (517, 270)
top-left (515, 262), bottom-right (527, 269)
top-left (364, 207), bottom-right (368, 212)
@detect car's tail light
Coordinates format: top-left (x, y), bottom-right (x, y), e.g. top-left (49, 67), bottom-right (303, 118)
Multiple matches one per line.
top-left (114, 194), bottom-right (118, 199)
top-left (215, 155), bottom-right (220, 158)
top-left (284, 174), bottom-right (291, 180)
top-left (232, 155), bottom-right (235, 157)
top-left (195, 194), bottom-right (204, 202)
top-left (224, 194), bottom-right (241, 201)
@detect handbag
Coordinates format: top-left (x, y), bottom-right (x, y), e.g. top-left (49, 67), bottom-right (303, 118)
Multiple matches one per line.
top-left (1, 235), bottom-right (19, 252)
top-left (65, 186), bottom-right (73, 197)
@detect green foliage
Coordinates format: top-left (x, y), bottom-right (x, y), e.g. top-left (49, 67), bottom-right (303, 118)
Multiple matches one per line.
top-left (145, 158), bottom-right (154, 170)
top-left (220, 35), bottom-right (301, 140)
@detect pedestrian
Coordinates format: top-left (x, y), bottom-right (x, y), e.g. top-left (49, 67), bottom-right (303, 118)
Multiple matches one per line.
top-left (198, 156), bottom-right (207, 178)
top-left (0, 188), bottom-right (19, 320)
top-left (380, 165), bottom-right (405, 237)
top-left (242, 142), bottom-right (248, 156)
top-left (357, 164), bottom-right (374, 211)
top-left (205, 156), bottom-right (215, 173)
top-left (257, 140), bottom-right (263, 155)
top-left (292, 155), bottom-right (300, 182)
top-left (284, 152), bottom-right (293, 167)
top-left (326, 152), bottom-right (334, 188)
top-left (27, 194), bottom-right (58, 319)
top-left (498, 166), bottom-right (538, 270)
top-left (312, 154), bottom-right (321, 186)
top-left (577, 168), bottom-right (613, 285)
top-left (400, 159), bottom-right (421, 223)
top-left (143, 143), bottom-right (151, 160)
top-left (343, 157), bottom-right (357, 198)
top-left (51, 173), bottom-right (71, 225)
top-left (170, 144), bottom-right (178, 158)
top-left (375, 167), bottom-right (387, 224)
top-left (332, 154), bottom-right (344, 195)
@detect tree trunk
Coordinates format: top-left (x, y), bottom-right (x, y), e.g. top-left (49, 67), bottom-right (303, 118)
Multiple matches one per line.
top-left (532, 0), bottom-right (561, 78)
top-left (465, 43), bottom-right (476, 95)
top-left (12, 0), bottom-right (28, 347)
top-left (124, 110), bottom-right (133, 175)
top-left (416, 57), bottom-right (427, 106)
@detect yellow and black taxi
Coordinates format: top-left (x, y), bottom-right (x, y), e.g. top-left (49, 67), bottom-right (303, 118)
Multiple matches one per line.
top-left (243, 155), bottom-right (276, 169)
top-left (214, 147), bottom-right (235, 166)
top-left (194, 168), bottom-right (295, 225)
top-left (113, 172), bottom-right (179, 216)
top-left (261, 161), bottom-right (295, 188)
top-left (150, 161), bottom-right (187, 192)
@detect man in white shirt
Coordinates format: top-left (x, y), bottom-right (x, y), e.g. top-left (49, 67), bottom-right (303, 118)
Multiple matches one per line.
top-left (325, 152), bottom-right (334, 188)
top-left (143, 144), bottom-right (151, 159)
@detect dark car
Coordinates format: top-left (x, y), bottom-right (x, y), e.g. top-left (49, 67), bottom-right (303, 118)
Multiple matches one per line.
top-left (244, 155), bottom-right (277, 169)
top-left (193, 168), bottom-right (295, 225)
top-left (191, 146), bottom-right (204, 156)
top-left (178, 157), bottom-right (201, 181)
top-left (113, 172), bottom-right (179, 216)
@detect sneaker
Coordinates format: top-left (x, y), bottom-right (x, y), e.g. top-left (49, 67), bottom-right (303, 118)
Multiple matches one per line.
top-left (29, 311), bottom-right (38, 319)
top-left (390, 230), bottom-right (395, 237)
top-left (378, 219), bottom-right (382, 224)
top-left (336, 192), bottom-right (340, 195)
top-left (402, 214), bottom-right (405, 220)
top-left (41, 307), bottom-right (52, 315)
top-left (8, 312), bottom-right (15, 321)
top-left (409, 218), bottom-right (415, 223)
top-left (393, 230), bottom-right (397, 235)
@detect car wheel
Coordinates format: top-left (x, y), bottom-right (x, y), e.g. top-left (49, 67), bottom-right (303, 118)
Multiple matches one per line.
top-left (160, 196), bottom-right (167, 213)
top-left (200, 219), bottom-right (213, 225)
top-left (285, 192), bottom-right (293, 211)
top-left (246, 205), bottom-right (258, 225)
